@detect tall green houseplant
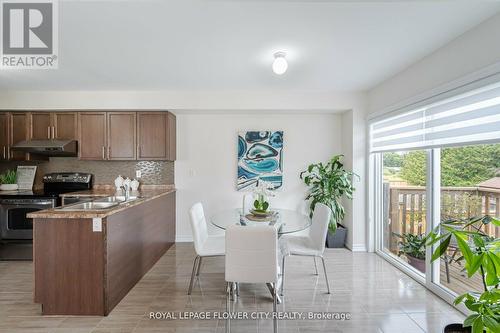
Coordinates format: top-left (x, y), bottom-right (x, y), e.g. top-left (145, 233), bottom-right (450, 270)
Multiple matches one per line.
top-left (300, 155), bottom-right (357, 233)
top-left (428, 215), bottom-right (500, 333)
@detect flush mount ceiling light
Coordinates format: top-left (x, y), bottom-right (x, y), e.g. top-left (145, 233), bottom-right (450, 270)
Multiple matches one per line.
top-left (272, 52), bottom-right (288, 75)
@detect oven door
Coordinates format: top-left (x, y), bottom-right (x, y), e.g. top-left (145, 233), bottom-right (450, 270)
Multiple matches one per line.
top-left (0, 199), bottom-right (56, 240)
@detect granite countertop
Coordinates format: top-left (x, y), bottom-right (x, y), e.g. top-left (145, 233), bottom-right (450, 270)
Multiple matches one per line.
top-left (27, 185), bottom-right (176, 219)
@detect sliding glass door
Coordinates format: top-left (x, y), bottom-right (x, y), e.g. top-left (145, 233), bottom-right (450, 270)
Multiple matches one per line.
top-left (381, 150), bottom-right (427, 276)
top-left (370, 78), bottom-right (500, 305)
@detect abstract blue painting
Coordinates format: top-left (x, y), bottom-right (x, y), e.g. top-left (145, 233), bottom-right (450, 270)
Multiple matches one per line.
top-left (237, 131), bottom-right (283, 191)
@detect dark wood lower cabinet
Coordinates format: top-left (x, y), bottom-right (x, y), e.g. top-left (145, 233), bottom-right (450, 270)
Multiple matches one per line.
top-left (33, 192), bottom-right (175, 315)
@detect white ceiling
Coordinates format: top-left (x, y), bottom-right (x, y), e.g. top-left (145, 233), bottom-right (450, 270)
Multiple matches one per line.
top-left (1, 0), bottom-right (500, 92)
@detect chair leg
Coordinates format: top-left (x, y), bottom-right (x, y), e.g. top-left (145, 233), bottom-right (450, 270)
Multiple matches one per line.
top-left (280, 255), bottom-right (287, 296)
top-left (320, 256), bottom-right (331, 294)
top-left (196, 257), bottom-right (203, 276)
top-left (226, 282), bottom-right (231, 333)
top-left (313, 257), bottom-right (319, 275)
top-left (273, 283), bottom-right (278, 333)
top-left (187, 255), bottom-right (199, 295)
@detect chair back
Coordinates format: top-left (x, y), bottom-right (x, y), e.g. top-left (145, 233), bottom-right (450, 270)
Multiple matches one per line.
top-left (309, 203), bottom-right (332, 253)
top-left (189, 202), bottom-right (209, 255)
top-left (225, 225), bottom-right (278, 284)
top-left (242, 194), bottom-right (254, 215)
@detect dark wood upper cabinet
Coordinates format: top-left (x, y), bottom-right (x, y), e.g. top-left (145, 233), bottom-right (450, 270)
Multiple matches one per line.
top-left (29, 112), bottom-right (77, 141)
top-left (137, 112), bottom-right (176, 161)
top-left (53, 112), bottom-right (77, 140)
top-left (10, 112), bottom-right (28, 161)
top-left (0, 113), bottom-right (9, 161)
top-left (167, 112), bottom-right (176, 161)
top-left (107, 112), bottom-right (136, 160)
top-left (78, 112), bottom-right (107, 160)
top-left (30, 112), bottom-right (52, 140)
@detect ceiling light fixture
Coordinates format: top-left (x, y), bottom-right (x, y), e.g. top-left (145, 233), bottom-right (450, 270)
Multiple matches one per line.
top-left (272, 52), bottom-right (288, 75)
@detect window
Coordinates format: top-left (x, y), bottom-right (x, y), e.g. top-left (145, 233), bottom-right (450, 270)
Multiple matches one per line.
top-left (370, 79), bottom-right (500, 306)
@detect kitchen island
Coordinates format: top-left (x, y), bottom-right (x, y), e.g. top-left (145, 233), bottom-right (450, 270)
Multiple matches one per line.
top-left (27, 186), bottom-right (176, 316)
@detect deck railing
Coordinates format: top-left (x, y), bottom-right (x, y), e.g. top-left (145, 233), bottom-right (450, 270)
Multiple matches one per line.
top-left (384, 184), bottom-right (500, 252)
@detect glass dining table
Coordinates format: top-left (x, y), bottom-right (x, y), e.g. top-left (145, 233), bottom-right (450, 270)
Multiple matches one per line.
top-left (210, 208), bottom-right (312, 303)
top-left (210, 208), bottom-right (312, 235)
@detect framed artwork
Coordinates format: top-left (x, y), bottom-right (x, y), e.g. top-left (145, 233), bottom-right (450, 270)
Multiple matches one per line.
top-left (237, 130), bottom-right (283, 191)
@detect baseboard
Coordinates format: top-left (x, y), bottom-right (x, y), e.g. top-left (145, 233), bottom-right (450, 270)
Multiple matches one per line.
top-left (348, 244), bottom-right (367, 252)
top-left (175, 235), bottom-right (193, 242)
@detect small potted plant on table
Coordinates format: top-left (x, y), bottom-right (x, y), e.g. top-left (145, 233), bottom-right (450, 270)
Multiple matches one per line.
top-left (0, 169), bottom-right (18, 191)
top-left (427, 215), bottom-right (500, 333)
top-left (300, 155), bottom-right (357, 248)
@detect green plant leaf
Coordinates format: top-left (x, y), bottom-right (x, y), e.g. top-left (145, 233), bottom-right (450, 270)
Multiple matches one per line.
top-left (431, 234), bottom-right (451, 262)
top-left (464, 314), bottom-right (480, 327)
top-left (468, 253), bottom-right (484, 278)
top-left (483, 316), bottom-right (500, 332)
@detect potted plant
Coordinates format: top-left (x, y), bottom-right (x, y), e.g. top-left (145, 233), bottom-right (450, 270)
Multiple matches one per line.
top-left (396, 232), bottom-right (426, 273)
top-left (250, 179), bottom-right (275, 216)
top-left (427, 215), bottom-right (500, 333)
top-left (0, 169), bottom-right (18, 191)
top-left (300, 155), bottom-right (357, 248)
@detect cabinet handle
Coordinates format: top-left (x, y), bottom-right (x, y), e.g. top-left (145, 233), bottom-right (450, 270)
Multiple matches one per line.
top-left (52, 126), bottom-right (55, 139)
top-left (136, 144), bottom-right (140, 157)
top-left (107, 146), bottom-right (110, 159)
top-left (47, 127), bottom-right (51, 139)
top-left (102, 146), bottom-right (105, 160)
top-left (2, 146), bottom-right (5, 159)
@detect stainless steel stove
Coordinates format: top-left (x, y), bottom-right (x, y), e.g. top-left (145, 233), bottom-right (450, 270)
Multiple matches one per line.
top-left (0, 172), bottom-right (92, 260)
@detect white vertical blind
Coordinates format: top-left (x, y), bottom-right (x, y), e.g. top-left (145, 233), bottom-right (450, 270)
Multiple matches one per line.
top-left (370, 81), bottom-right (500, 152)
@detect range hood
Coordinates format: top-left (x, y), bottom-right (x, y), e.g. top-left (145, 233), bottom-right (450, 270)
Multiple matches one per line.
top-left (11, 140), bottom-right (78, 157)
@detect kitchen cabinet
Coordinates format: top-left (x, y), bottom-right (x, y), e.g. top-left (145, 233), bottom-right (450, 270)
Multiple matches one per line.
top-left (137, 112), bottom-right (176, 161)
top-left (0, 113), bottom-right (9, 161)
top-left (107, 112), bottom-right (136, 160)
top-left (53, 112), bottom-right (77, 140)
top-left (10, 112), bottom-right (28, 161)
top-left (78, 112), bottom-right (107, 160)
top-left (30, 112), bottom-right (77, 140)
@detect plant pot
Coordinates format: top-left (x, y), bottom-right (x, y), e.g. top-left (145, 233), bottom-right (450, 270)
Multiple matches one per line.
top-left (407, 255), bottom-right (426, 273)
top-left (0, 184), bottom-right (18, 191)
top-left (443, 323), bottom-right (471, 333)
top-left (326, 224), bottom-right (347, 248)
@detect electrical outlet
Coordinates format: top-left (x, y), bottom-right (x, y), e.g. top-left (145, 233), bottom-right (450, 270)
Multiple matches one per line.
top-left (136, 170), bottom-right (142, 178)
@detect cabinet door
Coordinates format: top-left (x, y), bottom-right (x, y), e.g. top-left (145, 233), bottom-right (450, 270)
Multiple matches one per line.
top-left (30, 112), bottom-right (52, 140)
top-left (10, 112), bottom-right (28, 161)
top-left (137, 112), bottom-right (168, 160)
top-left (53, 112), bottom-right (77, 140)
top-left (0, 113), bottom-right (9, 160)
top-left (167, 112), bottom-right (176, 161)
top-left (107, 112), bottom-right (136, 160)
top-left (78, 112), bottom-right (107, 160)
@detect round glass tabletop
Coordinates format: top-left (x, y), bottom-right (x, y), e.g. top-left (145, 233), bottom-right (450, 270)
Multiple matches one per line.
top-left (210, 208), bottom-right (311, 235)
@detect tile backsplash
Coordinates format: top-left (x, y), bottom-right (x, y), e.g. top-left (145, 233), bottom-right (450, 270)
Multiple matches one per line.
top-left (0, 158), bottom-right (174, 186)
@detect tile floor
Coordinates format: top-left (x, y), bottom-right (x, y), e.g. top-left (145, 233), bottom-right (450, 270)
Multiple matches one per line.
top-left (0, 243), bottom-right (464, 333)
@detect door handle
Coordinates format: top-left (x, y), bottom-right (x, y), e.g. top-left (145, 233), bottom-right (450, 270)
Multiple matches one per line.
top-left (47, 127), bottom-right (50, 139)
top-left (102, 146), bottom-right (105, 160)
top-left (51, 126), bottom-right (55, 139)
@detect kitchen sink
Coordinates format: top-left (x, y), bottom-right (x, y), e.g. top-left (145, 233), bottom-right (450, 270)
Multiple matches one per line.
top-left (94, 196), bottom-right (139, 203)
top-left (58, 201), bottom-right (119, 210)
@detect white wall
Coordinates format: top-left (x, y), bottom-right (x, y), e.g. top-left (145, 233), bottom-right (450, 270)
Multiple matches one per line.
top-left (175, 112), bottom-right (343, 241)
top-left (368, 12), bottom-right (500, 115)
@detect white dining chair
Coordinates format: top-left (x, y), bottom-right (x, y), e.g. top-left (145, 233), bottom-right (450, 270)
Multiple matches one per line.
top-left (188, 202), bottom-right (225, 295)
top-left (242, 193), bottom-right (254, 215)
top-left (280, 203), bottom-right (332, 295)
top-left (225, 225), bottom-right (279, 333)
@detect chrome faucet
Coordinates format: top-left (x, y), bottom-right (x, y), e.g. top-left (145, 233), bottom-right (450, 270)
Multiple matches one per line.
top-left (120, 184), bottom-right (130, 201)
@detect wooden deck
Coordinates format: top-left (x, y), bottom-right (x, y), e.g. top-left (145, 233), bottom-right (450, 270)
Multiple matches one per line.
top-left (439, 260), bottom-right (484, 295)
